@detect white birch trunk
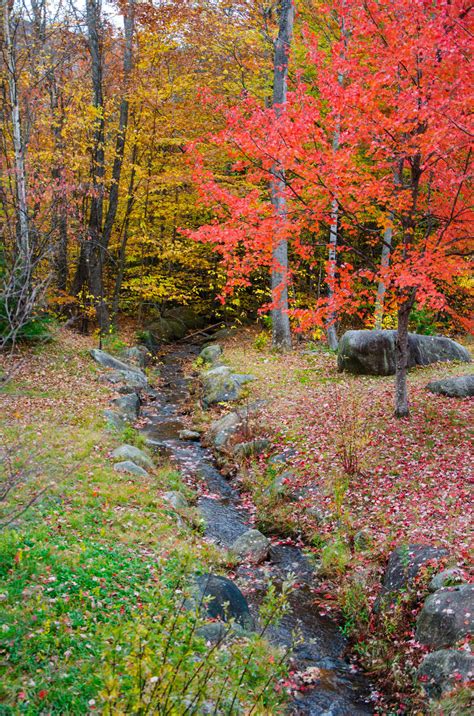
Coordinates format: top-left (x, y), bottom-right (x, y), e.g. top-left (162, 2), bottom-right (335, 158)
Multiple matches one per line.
top-left (1, 0), bottom-right (30, 264)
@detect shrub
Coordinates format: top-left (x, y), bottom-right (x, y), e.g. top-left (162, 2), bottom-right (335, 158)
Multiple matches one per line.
top-left (253, 330), bottom-right (270, 352)
top-left (98, 560), bottom-right (291, 714)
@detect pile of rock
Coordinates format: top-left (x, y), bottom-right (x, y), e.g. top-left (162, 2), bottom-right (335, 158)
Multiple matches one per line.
top-left (91, 347), bottom-right (149, 430)
top-left (198, 344), bottom-right (256, 407)
top-left (379, 544), bottom-right (473, 704)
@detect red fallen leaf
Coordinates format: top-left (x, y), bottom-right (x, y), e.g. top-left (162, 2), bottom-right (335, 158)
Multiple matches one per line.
top-left (38, 690), bottom-right (47, 699)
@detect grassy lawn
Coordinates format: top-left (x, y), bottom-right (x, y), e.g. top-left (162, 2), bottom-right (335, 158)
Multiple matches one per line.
top-left (0, 329), bottom-right (286, 714)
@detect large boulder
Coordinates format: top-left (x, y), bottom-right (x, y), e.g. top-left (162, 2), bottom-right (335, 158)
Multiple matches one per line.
top-left (111, 393), bottom-right (140, 420)
top-left (379, 544), bottom-right (448, 602)
top-left (202, 366), bottom-right (241, 406)
top-left (120, 345), bottom-right (149, 369)
top-left (113, 460), bottom-right (149, 477)
top-left (104, 410), bottom-right (127, 431)
top-left (207, 402), bottom-right (266, 451)
top-left (90, 348), bottom-right (144, 374)
top-left (232, 438), bottom-right (270, 459)
top-left (194, 574), bottom-right (254, 630)
top-left (417, 649), bottom-right (474, 699)
top-left (99, 369), bottom-right (148, 391)
top-left (201, 367), bottom-right (256, 407)
top-left (416, 584), bottom-right (474, 648)
top-left (111, 444), bottom-right (154, 470)
top-left (146, 307), bottom-right (206, 343)
top-left (208, 411), bottom-right (243, 451)
top-left (337, 330), bottom-right (471, 376)
top-left (199, 343), bottom-right (223, 366)
top-left (426, 374), bottom-right (474, 398)
top-left (429, 568), bottom-right (466, 593)
top-left (231, 529), bottom-right (270, 564)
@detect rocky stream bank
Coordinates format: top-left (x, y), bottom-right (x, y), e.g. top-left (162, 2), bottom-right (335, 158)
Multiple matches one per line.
top-left (91, 337), bottom-right (473, 715)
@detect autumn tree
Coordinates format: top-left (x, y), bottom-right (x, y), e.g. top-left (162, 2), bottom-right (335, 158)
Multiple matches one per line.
top-left (188, 0), bottom-right (472, 416)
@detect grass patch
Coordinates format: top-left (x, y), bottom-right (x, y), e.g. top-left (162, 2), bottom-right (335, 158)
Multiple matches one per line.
top-left (0, 330), bottom-right (288, 713)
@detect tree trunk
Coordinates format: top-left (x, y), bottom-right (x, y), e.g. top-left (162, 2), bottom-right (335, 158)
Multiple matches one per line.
top-left (81, 0), bottom-right (108, 330)
top-left (2, 0), bottom-right (30, 265)
top-left (394, 293), bottom-right (415, 418)
top-left (49, 75), bottom-right (68, 292)
top-left (101, 0), bottom-right (134, 251)
top-left (374, 224), bottom-right (392, 329)
top-left (374, 163), bottom-right (401, 328)
top-left (270, 0), bottom-right (294, 351)
top-left (326, 196), bottom-right (339, 350)
top-left (111, 147), bottom-right (137, 320)
top-left (325, 21), bottom-right (346, 350)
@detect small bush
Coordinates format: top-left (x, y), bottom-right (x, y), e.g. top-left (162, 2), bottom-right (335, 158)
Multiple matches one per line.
top-left (321, 535), bottom-right (351, 575)
top-left (340, 579), bottom-right (370, 636)
top-left (120, 425), bottom-right (146, 447)
top-left (0, 299), bottom-right (53, 346)
top-left (253, 330), bottom-right (270, 352)
top-left (98, 561), bottom-right (290, 714)
top-left (100, 329), bottom-right (127, 354)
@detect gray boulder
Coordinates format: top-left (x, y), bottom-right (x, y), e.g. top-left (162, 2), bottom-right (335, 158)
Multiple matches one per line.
top-left (111, 393), bottom-right (140, 420)
top-left (231, 529), bottom-right (270, 564)
top-left (100, 369), bottom-right (148, 391)
top-left (337, 330), bottom-right (471, 376)
top-left (104, 410), bottom-right (126, 431)
top-left (264, 470), bottom-right (294, 499)
top-left (197, 621), bottom-right (228, 643)
top-left (426, 374), bottom-right (474, 398)
top-left (199, 343), bottom-right (223, 366)
top-left (121, 345), bottom-right (149, 368)
top-left (207, 411), bottom-right (244, 451)
top-left (194, 574), bottom-right (254, 630)
top-left (416, 584), bottom-right (474, 648)
top-left (163, 491), bottom-right (189, 510)
top-left (91, 348), bottom-right (143, 374)
top-left (233, 438), bottom-right (270, 459)
top-left (268, 449), bottom-right (297, 466)
top-left (231, 373), bottom-right (256, 386)
top-left (113, 460), bottom-right (149, 477)
top-left (429, 568), bottom-right (466, 593)
top-left (417, 649), bottom-right (474, 698)
top-left (380, 544), bottom-right (448, 597)
top-left (111, 445), bottom-right (154, 470)
top-left (178, 429), bottom-right (200, 441)
top-left (202, 366), bottom-right (241, 406)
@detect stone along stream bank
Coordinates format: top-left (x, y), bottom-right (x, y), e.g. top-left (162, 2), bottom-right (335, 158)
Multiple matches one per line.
top-left (139, 345), bottom-right (375, 716)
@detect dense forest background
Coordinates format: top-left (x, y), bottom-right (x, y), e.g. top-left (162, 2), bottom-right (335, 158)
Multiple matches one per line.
top-left (1, 0), bottom-right (472, 349)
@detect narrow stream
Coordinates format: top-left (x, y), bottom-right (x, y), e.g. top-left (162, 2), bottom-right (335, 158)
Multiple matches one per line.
top-left (141, 347), bottom-right (375, 716)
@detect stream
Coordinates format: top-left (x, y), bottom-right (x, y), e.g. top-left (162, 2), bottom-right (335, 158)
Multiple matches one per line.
top-left (140, 346), bottom-right (375, 716)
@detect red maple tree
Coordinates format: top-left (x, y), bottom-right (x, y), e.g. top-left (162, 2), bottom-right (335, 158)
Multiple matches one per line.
top-left (186, 0), bottom-right (473, 416)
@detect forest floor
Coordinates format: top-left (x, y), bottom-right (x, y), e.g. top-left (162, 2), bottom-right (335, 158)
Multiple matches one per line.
top-left (0, 329), bottom-right (285, 714)
top-left (204, 327), bottom-right (473, 711)
top-left (1, 325), bottom-right (472, 714)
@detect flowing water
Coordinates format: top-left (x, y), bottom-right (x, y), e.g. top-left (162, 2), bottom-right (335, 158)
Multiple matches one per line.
top-left (141, 347), bottom-right (375, 716)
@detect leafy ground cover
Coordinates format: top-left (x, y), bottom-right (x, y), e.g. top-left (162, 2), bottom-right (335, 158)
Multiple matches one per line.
top-left (213, 328), bottom-right (474, 712)
top-left (0, 329), bottom-right (286, 714)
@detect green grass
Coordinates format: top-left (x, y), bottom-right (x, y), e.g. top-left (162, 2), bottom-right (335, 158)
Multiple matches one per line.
top-left (0, 332), bottom-right (288, 714)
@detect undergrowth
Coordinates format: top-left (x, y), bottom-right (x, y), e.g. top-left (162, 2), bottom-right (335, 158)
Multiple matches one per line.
top-left (0, 330), bottom-right (288, 714)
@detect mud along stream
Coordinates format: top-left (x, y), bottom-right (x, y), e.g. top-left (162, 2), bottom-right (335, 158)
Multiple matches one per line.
top-left (140, 346), bottom-right (375, 716)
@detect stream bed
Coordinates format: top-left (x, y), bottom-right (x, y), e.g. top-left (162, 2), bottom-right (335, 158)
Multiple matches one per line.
top-left (141, 347), bottom-right (375, 715)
